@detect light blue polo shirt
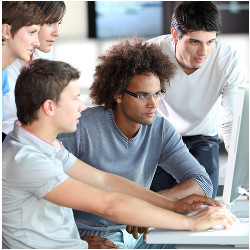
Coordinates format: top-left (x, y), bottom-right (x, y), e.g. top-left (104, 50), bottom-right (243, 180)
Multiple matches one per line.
top-left (2, 121), bottom-right (88, 249)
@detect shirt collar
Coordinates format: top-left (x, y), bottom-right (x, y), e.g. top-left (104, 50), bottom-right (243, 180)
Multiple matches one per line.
top-left (9, 120), bottom-right (63, 156)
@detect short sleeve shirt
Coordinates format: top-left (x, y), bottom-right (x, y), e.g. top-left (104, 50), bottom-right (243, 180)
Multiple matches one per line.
top-left (2, 121), bottom-right (87, 249)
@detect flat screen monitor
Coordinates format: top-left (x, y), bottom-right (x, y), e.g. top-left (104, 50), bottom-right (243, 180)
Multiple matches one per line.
top-left (88, 1), bottom-right (164, 38)
top-left (222, 85), bottom-right (249, 204)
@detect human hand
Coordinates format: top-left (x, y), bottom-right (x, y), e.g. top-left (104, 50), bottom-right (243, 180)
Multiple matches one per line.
top-left (126, 225), bottom-right (149, 241)
top-left (173, 194), bottom-right (222, 214)
top-left (187, 206), bottom-right (236, 231)
top-left (81, 235), bottom-right (119, 249)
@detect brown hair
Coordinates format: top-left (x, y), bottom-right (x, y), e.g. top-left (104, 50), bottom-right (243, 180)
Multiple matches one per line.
top-left (33, 1), bottom-right (66, 24)
top-left (90, 37), bottom-right (176, 109)
top-left (2, 1), bottom-right (45, 40)
top-left (171, 1), bottom-right (222, 38)
top-left (15, 59), bottom-right (81, 125)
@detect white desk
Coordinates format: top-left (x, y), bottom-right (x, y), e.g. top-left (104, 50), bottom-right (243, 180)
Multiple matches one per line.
top-left (147, 199), bottom-right (249, 249)
top-left (147, 220), bottom-right (249, 248)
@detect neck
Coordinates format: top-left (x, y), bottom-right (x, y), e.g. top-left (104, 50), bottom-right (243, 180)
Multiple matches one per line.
top-left (2, 45), bottom-right (16, 70)
top-left (112, 107), bottom-right (141, 139)
top-left (22, 120), bottom-right (57, 144)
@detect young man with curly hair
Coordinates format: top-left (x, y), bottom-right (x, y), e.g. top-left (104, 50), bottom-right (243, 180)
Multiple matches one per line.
top-left (58, 39), bottom-right (217, 248)
top-left (147, 1), bottom-right (246, 199)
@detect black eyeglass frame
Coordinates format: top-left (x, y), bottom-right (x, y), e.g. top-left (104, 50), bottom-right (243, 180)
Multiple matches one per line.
top-left (123, 89), bottom-right (165, 100)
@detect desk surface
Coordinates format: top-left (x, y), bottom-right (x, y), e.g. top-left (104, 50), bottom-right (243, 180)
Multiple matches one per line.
top-left (146, 220), bottom-right (249, 246)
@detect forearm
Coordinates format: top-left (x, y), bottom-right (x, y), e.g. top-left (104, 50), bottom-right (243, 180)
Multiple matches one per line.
top-left (44, 177), bottom-right (189, 230)
top-left (67, 159), bottom-right (175, 211)
top-left (104, 171), bottom-right (175, 211)
top-left (158, 179), bottom-right (206, 200)
top-left (103, 191), bottom-right (189, 230)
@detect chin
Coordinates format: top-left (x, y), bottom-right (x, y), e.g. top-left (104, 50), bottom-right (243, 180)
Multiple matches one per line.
top-left (22, 55), bottom-right (31, 62)
top-left (141, 119), bottom-right (154, 126)
top-left (38, 47), bottom-right (51, 53)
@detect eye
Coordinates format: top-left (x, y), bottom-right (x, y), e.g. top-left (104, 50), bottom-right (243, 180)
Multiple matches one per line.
top-left (59, 20), bottom-right (63, 25)
top-left (192, 40), bottom-right (198, 44)
top-left (46, 23), bottom-right (52, 26)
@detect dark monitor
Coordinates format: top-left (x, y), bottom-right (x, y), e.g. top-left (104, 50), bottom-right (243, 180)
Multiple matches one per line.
top-left (222, 85), bottom-right (249, 204)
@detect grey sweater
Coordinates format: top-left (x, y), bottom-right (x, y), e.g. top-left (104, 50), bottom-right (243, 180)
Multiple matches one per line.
top-left (58, 107), bottom-right (212, 236)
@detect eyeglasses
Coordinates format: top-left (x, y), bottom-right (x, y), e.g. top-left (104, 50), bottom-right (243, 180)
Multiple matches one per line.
top-left (123, 89), bottom-right (165, 101)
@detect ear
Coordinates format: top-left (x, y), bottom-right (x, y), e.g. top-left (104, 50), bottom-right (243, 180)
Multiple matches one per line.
top-left (42, 100), bottom-right (55, 116)
top-left (2, 24), bottom-right (11, 40)
top-left (171, 28), bottom-right (179, 44)
top-left (114, 93), bottom-right (122, 104)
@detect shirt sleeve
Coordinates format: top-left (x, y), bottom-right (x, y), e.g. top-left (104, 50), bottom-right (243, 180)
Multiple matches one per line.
top-left (159, 119), bottom-right (213, 197)
top-left (56, 145), bottom-right (77, 172)
top-left (220, 48), bottom-right (246, 147)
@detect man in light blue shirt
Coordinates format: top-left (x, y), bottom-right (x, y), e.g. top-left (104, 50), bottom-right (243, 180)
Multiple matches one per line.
top-left (58, 38), bottom-right (215, 248)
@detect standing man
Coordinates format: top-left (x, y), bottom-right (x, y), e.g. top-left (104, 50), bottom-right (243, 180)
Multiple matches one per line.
top-left (148, 1), bottom-right (246, 198)
top-left (58, 38), bottom-right (216, 248)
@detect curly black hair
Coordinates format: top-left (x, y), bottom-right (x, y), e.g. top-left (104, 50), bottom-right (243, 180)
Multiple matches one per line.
top-left (90, 37), bottom-right (176, 109)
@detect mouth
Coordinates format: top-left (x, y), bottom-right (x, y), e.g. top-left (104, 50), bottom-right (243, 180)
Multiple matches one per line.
top-left (194, 57), bottom-right (205, 63)
top-left (47, 40), bottom-right (55, 46)
top-left (76, 115), bottom-right (81, 122)
top-left (144, 111), bottom-right (156, 117)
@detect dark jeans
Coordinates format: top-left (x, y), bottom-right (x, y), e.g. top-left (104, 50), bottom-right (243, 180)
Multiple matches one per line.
top-left (150, 135), bottom-right (221, 199)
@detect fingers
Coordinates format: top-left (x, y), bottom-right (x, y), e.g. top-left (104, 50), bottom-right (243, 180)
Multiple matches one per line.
top-left (131, 226), bottom-right (139, 240)
top-left (126, 225), bottom-right (132, 234)
top-left (126, 225), bottom-right (139, 239)
top-left (143, 228), bottom-right (149, 242)
top-left (126, 226), bottom-right (149, 240)
top-left (81, 235), bottom-right (119, 249)
top-left (190, 206), bottom-right (237, 231)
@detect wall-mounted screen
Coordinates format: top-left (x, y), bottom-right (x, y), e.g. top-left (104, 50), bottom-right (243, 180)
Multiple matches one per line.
top-left (88, 1), bottom-right (163, 38)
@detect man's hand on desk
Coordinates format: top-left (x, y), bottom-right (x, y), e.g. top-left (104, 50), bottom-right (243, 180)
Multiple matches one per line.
top-left (126, 225), bottom-right (149, 241)
top-left (188, 206), bottom-right (236, 231)
top-left (81, 235), bottom-right (119, 249)
top-left (172, 194), bottom-right (222, 214)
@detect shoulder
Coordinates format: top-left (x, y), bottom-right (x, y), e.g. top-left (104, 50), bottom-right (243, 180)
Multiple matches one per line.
top-left (79, 106), bottom-right (108, 124)
top-left (3, 140), bottom-right (50, 180)
top-left (2, 68), bottom-right (9, 92)
top-left (213, 39), bottom-right (238, 58)
top-left (147, 35), bottom-right (175, 58)
top-left (152, 115), bottom-right (177, 135)
top-left (147, 34), bottom-right (172, 45)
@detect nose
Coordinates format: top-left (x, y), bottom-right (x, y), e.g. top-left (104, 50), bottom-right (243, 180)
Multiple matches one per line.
top-left (52, 24), bottom-right (60, 37)
top-left (79, 102), bottom-right (86, 112)
top-left (198, 43), bottom-right (207, 56)
top-left (146, 95), bottom-right (157, 108)
top-left (33, 34), bottom-right (40, 48)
